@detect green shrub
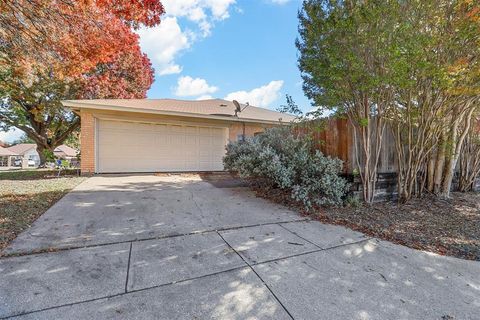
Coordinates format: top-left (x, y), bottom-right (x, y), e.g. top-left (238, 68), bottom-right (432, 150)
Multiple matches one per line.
top-left (344, 195), bottom-right (361, 208)
top-left (224, 127), bottom-right (349, 210)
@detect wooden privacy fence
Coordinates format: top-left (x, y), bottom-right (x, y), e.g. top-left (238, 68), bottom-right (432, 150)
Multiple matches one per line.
top-left (299, 117), bottom-right (397, 174)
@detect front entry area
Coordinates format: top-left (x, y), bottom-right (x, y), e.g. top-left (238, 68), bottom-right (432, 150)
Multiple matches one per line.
top-left (97, 119), bottom-right (228, 173)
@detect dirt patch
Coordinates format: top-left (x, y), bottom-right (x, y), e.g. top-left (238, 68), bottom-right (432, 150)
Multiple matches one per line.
top-left (249, 180), bottom-right (480, 261)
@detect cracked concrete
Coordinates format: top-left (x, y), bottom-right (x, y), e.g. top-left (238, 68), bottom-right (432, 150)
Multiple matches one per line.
top-left (1, 174), bottom-right (479, 320)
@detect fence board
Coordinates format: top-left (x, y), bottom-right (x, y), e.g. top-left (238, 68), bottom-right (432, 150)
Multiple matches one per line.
top-left (302, 118), bottom-right (397, 174)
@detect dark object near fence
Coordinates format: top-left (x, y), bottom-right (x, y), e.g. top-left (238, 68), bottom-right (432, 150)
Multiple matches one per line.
top-left (302, 118), bottom-right (479, 201)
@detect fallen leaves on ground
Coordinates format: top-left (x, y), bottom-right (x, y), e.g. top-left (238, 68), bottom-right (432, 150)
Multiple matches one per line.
top-left (0, 176), bottom-right (85, 252)
top-left (250, 181), bottom-right (480, 261)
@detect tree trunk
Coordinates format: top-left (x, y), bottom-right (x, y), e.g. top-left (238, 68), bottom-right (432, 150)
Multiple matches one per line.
top-left (433, 144), bottom-right (445, 194)
top-left (426, 155), bottom-right (435, 192)
top-left (439, 107), bottom-right (475, 198)
top-left (349, 110), bottom-right (384, 204)
top-left (457, 117), bottom-right (480, 192)
top-left (36, 145), bottom-right (47, 166)
top-left (440, 156), bottom-right (455, 197)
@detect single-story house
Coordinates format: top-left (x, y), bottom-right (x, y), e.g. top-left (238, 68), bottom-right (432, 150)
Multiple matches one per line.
top-left (0, 146), bottom-right (18, 168)
top-left (62, 99), bottom-right (295, 174)
top-left (7, 143), bottom-right (40, 168)
top-left (54, 145), bottom-right (79, 160)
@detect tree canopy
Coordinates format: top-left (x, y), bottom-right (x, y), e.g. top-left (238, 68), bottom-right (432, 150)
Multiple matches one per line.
top-left (0, 0), bottom-right (164, 162)
top-left (297, 0), bottom-right (480, 201)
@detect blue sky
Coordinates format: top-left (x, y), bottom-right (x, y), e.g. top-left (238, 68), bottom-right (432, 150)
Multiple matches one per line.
top-left (1, 0), bottom-right (310, 143)
top-left (138, 0), bottom-right (310, 109)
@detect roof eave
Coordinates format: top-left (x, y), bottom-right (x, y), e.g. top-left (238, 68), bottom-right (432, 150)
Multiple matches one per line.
top-left (7, 145), bottom-right (36, 155)
top-left (61, 100), bottom-right (293, 125)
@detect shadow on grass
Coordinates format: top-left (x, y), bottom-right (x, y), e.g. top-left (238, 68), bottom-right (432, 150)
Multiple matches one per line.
top-left (0, 169), bottom-right (80, 181)
top-left (0, 183), bottom-right (82, 252)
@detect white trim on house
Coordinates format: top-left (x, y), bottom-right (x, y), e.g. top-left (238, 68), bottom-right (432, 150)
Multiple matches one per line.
top-left (62, 100), bottom-right (291, 125)
top-left (94, 117), bottom-right (99, 173)
top-left (94, 114), bottom-right (232, 129)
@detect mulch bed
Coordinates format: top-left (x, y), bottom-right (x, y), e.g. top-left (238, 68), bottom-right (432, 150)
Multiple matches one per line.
top-left (249, 181), bottom-right (480, 261)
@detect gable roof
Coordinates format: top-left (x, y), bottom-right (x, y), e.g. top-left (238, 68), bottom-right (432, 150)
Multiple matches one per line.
top-left (7, 143), bottom-right (36, 155)
top-left (62, 99), bottom-right (296, 124)
top-left (0, 146), bottom-right (17, 156)
top-left (54, 144), bottom-right (78, 157)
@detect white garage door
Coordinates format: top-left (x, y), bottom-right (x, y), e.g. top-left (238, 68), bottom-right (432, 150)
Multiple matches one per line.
top-left (97, 119), bottom-right (227, 173)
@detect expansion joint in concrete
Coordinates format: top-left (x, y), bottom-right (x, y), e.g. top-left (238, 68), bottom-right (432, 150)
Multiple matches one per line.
top-left (216, 231), bottom-right (296, 320)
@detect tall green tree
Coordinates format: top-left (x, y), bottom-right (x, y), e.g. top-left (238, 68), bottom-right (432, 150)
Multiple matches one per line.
top-left (297, 0), bottom-right (397, 203)
top-left (387, 0), bottom-right (480, 200)
top-left (297, 0), bottom-right (480, 202)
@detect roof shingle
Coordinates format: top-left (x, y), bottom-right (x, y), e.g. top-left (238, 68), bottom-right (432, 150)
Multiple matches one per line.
top-left (7, 143), bottom-right (36, 155)
top-left (0, 146), bottom-right (17, 156)
top-left (62, 99), bottom-right (296, 123)
top-left (54, 145), bottom-right (78, 157)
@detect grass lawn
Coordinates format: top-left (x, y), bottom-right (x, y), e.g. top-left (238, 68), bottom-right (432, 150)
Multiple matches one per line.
top-left (0, 170), bottom-right (85, 252)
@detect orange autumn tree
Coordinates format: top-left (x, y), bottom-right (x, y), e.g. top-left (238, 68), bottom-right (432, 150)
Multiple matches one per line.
top-left (1, 0), bottom-right (163, 75)
top-left (0, 0), bottom-right (164, 163)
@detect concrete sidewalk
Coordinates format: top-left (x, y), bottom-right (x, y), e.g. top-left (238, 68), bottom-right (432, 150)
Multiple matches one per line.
top-left (1, 175), bottom-right (479, 319)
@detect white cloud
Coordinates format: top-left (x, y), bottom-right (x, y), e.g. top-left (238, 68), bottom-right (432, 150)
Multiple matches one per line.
top-left (0, 128), bottom-right (24, 143)
top-left (162, 0), bottom-right (236, 36)
top-left (138, 1), bottom-right (237, 76)
top-left (137, 17), bottom-right (191, 76)
top-left (175, 76), bottom-right (218, 97)
top-left (224, 80), bottom-right (284, 108)
top-left (269, 0), bottom-right (291, 4)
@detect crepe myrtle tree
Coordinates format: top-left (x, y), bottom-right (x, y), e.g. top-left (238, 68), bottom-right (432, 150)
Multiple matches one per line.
top-left (297, 0), bottom-right (396, 203)
top-left (386, 0), bottom-right (480, 200)
top-left (297, 0), bottom-right (480, 202)
top-left (457, 117), bottom-right (480, 192)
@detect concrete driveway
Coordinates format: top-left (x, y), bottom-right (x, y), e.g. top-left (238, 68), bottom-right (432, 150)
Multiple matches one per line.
top-left (0, 175), bottom-right (479, 319)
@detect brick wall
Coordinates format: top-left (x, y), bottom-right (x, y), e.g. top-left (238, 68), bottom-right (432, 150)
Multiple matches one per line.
top-left (80, 110), bottom-right (95, 175)
top-left (228, 122), bottom-right (272, 142)
top-left (79, 109), bottom-right (276, 175)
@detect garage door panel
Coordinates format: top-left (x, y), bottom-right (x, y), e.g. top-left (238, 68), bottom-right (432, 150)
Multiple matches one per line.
top-left (184, 126), bottom-right (198, 134)
top-left (97, 120), bottom-right (227, 173)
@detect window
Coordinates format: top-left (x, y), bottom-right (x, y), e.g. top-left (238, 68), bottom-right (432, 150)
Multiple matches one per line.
top-left (237, 134), bottom-right (245, 142)
top-left (0, 156), bottom-right (8, 167)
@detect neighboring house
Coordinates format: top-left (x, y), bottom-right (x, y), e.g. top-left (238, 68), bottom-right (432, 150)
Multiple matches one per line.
top-left (54, 144), bottom-right (80, 167)
top-left (62, 99), bottom-right (295, 174)
top-left (54, 145), bottom-right (79, 160)
top-left (0, 146), bottom-right (18, 169)
top-left (7, 143), bottom-right (40, 168)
